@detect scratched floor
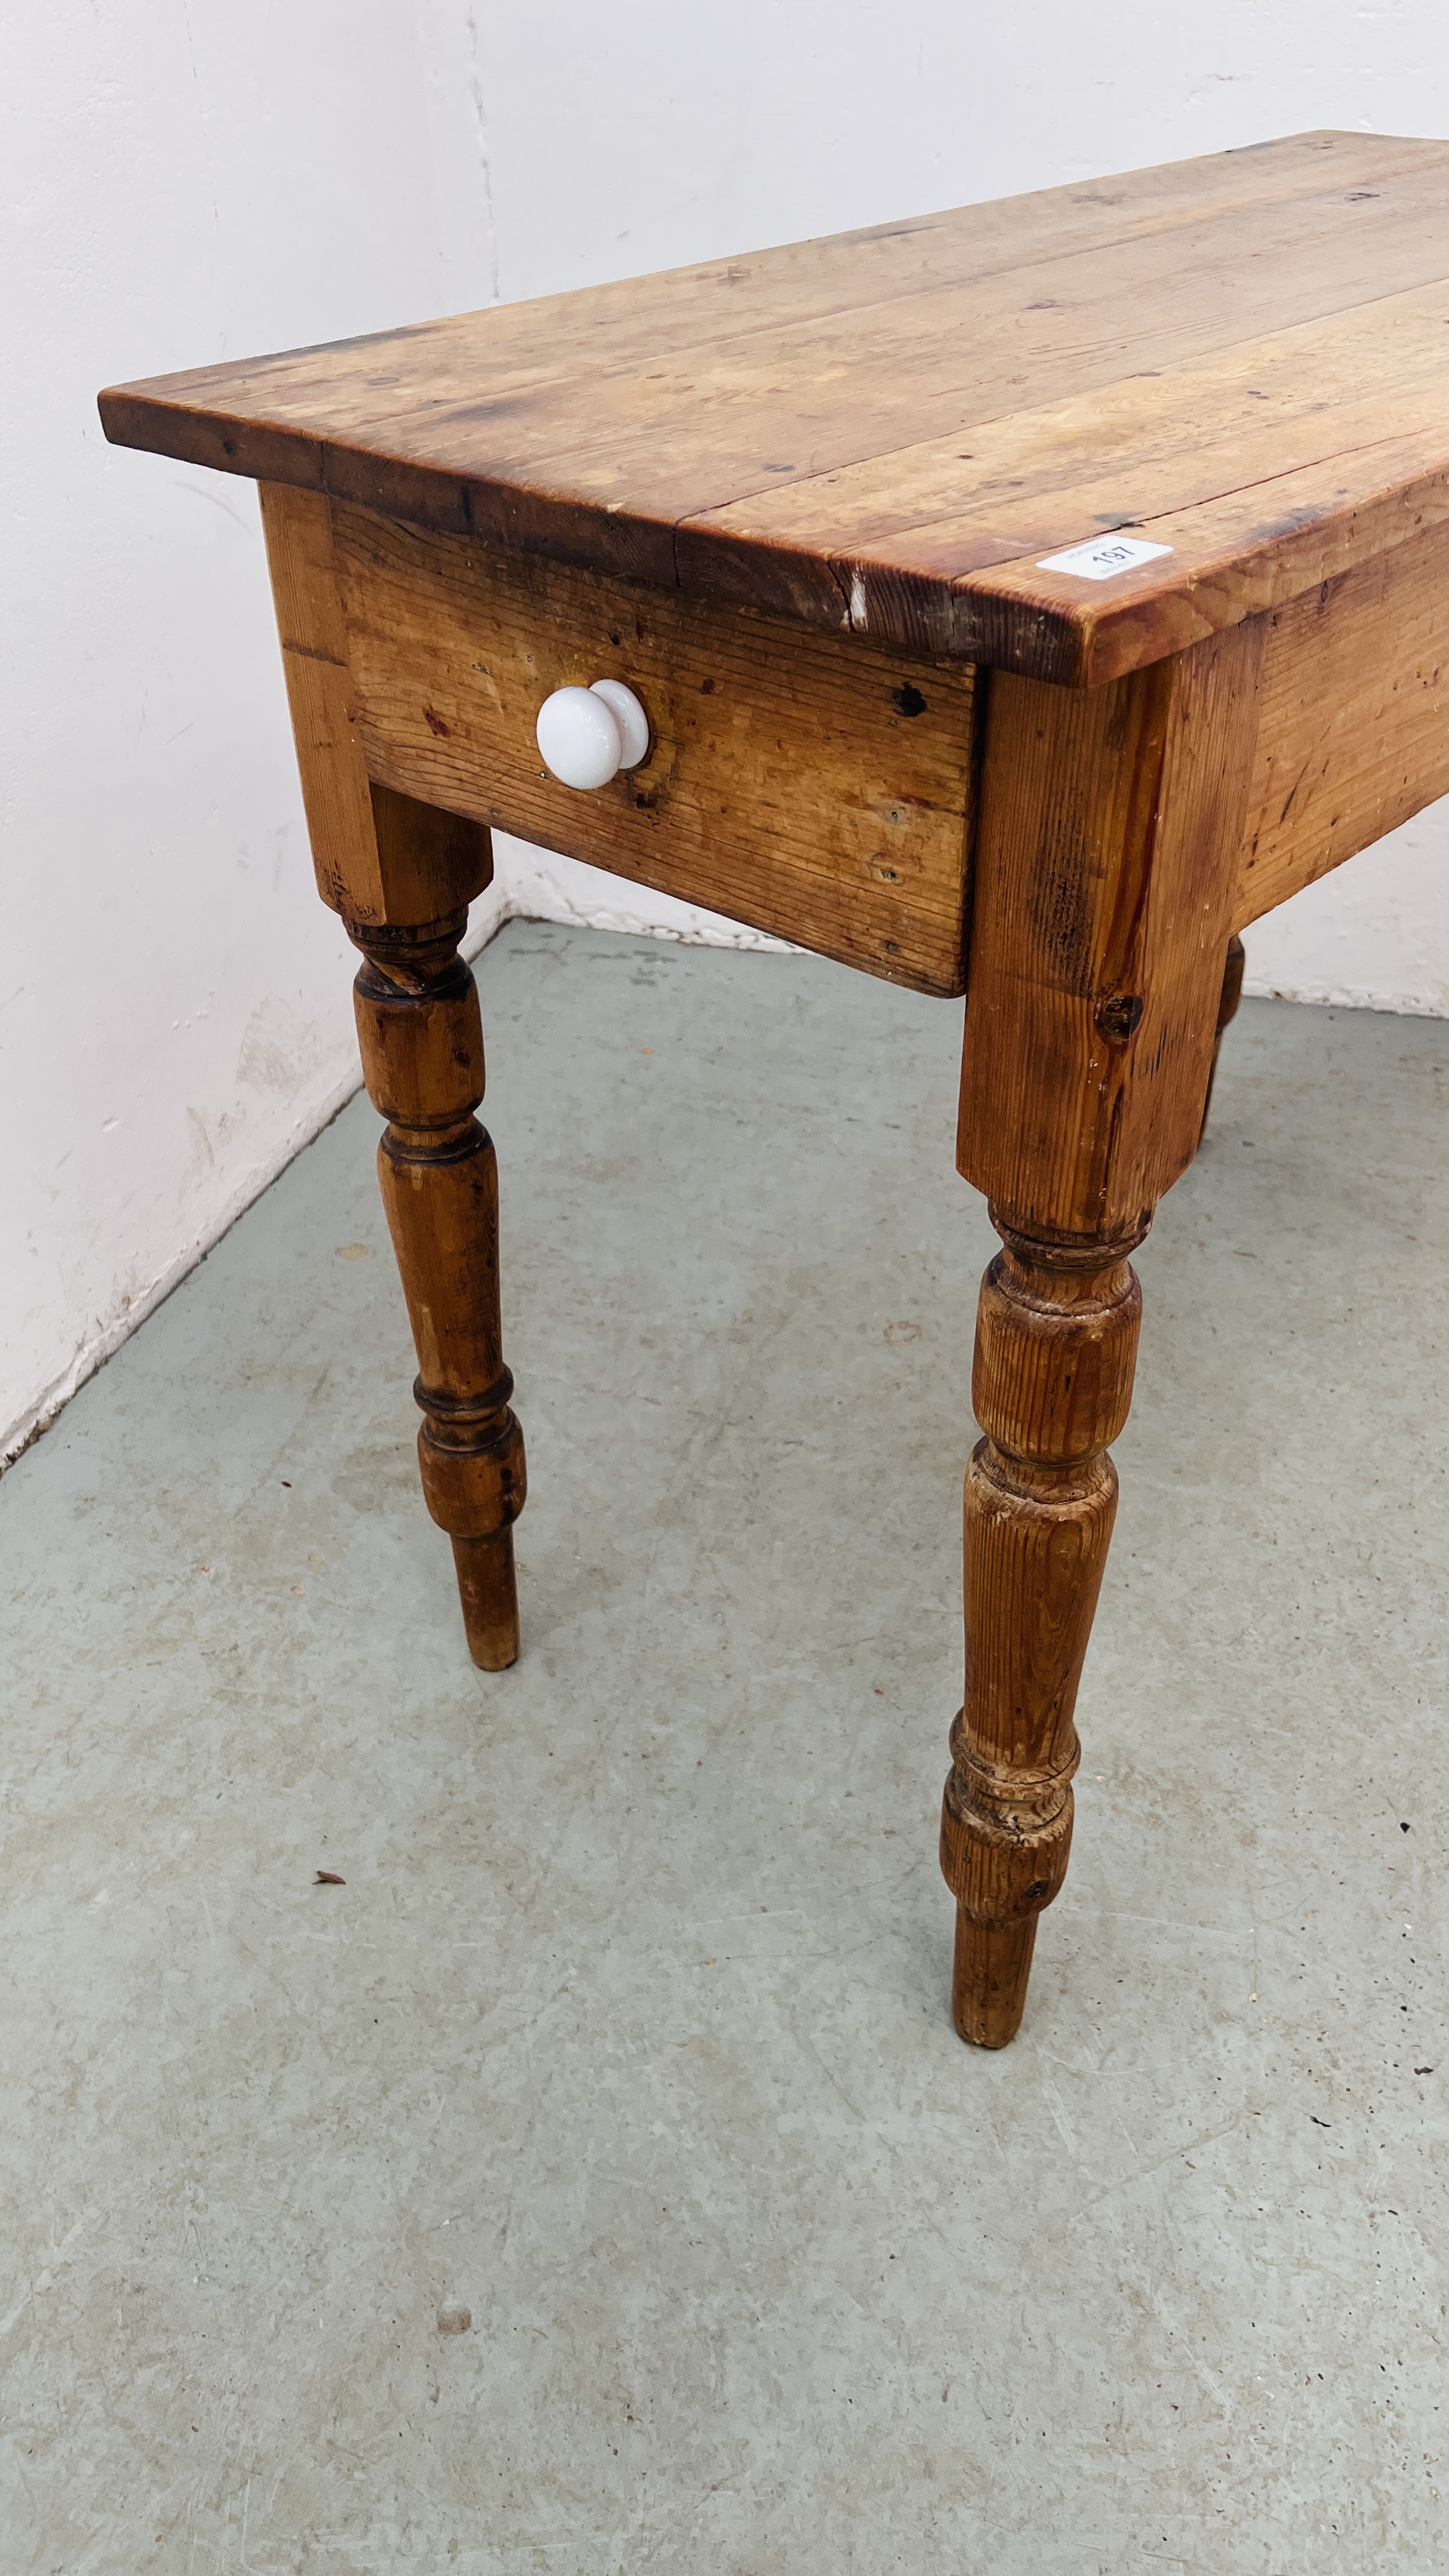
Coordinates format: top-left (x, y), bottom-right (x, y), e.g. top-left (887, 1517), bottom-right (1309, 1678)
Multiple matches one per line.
top-left (3, 921), bottom-right (1446, 2573)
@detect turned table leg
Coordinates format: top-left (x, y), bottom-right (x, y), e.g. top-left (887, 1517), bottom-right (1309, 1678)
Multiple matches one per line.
top-left (1199, 932), bottom-right (1246, 1144)
top-left (258, 486), bottom-right (525, 1668)
top-left (348, 907), bottom-right (526, 1668)
top-left (940, 1215), bottom-right (1144, 2045)
top-left (945, 911), bottom-right (1246, 2025)
top-left (944, 620), bottom-right (1266, 2043)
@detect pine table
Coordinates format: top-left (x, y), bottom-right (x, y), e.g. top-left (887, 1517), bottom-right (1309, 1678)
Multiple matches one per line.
top-left (102, 130), bottom-right (1449, 2046)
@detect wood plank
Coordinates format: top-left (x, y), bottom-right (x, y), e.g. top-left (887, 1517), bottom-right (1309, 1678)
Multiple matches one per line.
top-left (259, 486), bottom-right (383, 911)
top-left (104, 130), bottom-right (1418, 472)
top-left (957, 618), bottom-right (1267, 1238)
top-left (327, 502), bottom-right (980, 995)
top-left (952, 424), bottom-right (1449, 686)
top-left (100, 134), bottom-right (1449, 676)
top-left (440, 170), bottom-right (1449, 518)
top-left (259, 485), bottom-right (492, 926)
top-left (677, 278), bottom-right (1449, 643)
top-left (1235, 516), bottom-right (1449, 927)
top-left (140, 195), bottom-right (1449, 573)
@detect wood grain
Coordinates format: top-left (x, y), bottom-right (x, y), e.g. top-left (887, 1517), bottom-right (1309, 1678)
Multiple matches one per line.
top-left (259, 484), bottom-right (379, 909)
top-left (260, 485), bottom-right (493, 926)
top-left (958, 618), bottom-right (1266, 1239)
top-left (103, 134), bottom-right (1423, 499)
top-left (686, 279), bottom-right (1449, 671)
top-left (333, 172), bottom-right (1449, 549)
top-left (939, 420), bottom-right (1449, 687)
top-left (329, 500), bottom-right (981, 995)
top-left (105, 130), bottom-right (1424, 472)
top-left (1235, 516), bottom-right (1449, 926)
top-left (103, 132), bottom-right (1449, 682)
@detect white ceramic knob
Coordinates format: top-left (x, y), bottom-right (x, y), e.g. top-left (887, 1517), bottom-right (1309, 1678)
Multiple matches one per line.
top-left (535, 679), bottom-right (650, 788)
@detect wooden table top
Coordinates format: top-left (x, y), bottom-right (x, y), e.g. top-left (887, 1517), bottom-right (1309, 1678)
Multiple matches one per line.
top-left (101, 130), bottom-right (1449, 686)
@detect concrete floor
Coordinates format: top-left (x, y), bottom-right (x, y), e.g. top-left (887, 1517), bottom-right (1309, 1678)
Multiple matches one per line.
top-left (3, 922), bottom-right (1448, 2573)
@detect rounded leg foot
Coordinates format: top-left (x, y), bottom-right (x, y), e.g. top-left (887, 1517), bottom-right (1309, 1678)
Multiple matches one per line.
top-left (951, 1908), bottom-right (1039, 2048)
top-left (452, 1529), bottom-right (519, 1670)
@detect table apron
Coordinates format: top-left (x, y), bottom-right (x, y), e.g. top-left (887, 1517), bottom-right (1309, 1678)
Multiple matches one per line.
top-left (1236, 513), bottom-right (1449, 928)
top-left (302, 493), bottom-right (983, 997)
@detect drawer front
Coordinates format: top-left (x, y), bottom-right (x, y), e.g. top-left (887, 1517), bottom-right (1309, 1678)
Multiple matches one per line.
top-left (328, 502), bottom-right (980, 995)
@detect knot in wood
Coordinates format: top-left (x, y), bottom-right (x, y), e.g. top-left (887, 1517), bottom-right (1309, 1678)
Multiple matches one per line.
top-left (1093, 992), bottom-right (1146, 1045)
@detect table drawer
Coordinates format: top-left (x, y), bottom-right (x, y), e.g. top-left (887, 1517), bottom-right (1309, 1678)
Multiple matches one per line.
top-left (321, 500), bottom-right (979, 996)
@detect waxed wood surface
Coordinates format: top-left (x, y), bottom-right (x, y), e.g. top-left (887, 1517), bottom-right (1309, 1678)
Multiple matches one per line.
top-left (326, 498), bottom-right (980, 995)
top-left (1234, 514), bottom-right (1449, 928)
top-left (100, 130), bottom-right (1449, 682)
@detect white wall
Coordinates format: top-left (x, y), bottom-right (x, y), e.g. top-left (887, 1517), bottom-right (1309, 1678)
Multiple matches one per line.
top-left (1, 4), bottom-right (501, 1464)
top-left (5, 3), bottom-right (1449, 1459)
